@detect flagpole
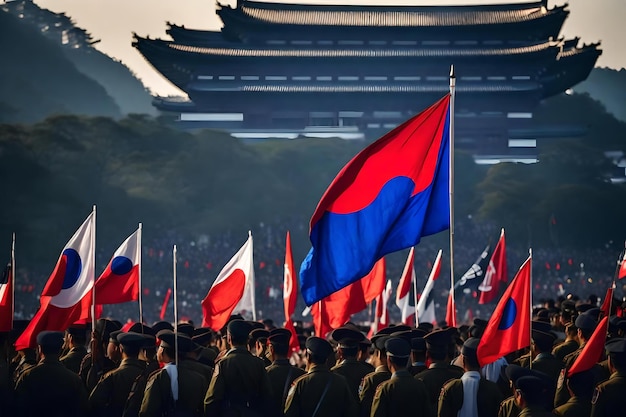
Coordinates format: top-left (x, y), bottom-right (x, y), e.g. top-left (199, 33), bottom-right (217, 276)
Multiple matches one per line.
top-left (91, 205), bottom-right (97, 331)
top-left (249, 230), bottom-right (257, 321)
top-left (138, 223), bottom-right (143, 325)
top-left (413, 258), bottom-right (419, 326)
top-left (11, 232), bottom-right (15, 330)
top-left (528, 248), bottom-right (533, 370)
top-left (173, 244), bottom-right (178, 366)
top-left (449, 65), bottom-right (456, 328)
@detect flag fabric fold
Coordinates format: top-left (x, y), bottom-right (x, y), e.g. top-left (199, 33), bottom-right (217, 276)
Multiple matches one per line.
top-left (416, 250), bottom-right (442, 325)
top-left (599, 287), bottom-right (614, 319)
top-left (455, 245), bottom-right (491, 293)
top-left (201, 232), bottom-right (255, 331)
top-left (477, 255), bottom-right (532, 367)
top-left (0, 261), bottom-right (13, 332)
top-left (369, 280), bottom-right (393, 337)
top-left (478, 229), bottom-right (507, 304)
top-left (300, 94), bottom-right (451, 305)
top-left (396, 247), bottom-right (416, 325)
top-left (15, 211), bottom-right (96, 350)
top-left (283, 231), bottom-right (300, 353)
top-left (95, 228), bottom-right (140, 305)
top-left (446, 292), bottom-right (456, 327)
top-left (568, 316), bottom-right (609, 376)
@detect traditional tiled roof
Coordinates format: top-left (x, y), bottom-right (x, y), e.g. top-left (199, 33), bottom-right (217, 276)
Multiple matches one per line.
top-left (218, 0), bottom-right (560, 28)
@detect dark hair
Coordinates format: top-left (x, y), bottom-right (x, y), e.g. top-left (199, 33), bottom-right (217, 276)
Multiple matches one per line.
top-left (270, 342), bottom-right (289, 357)
top-left (40, 344), bottom-right (62, 356)
top-left (230, 332), bottom-right (248, 346)
top-left (307, 351), bottom-right (327, 365)
top-left (428, 349), bottom-right (446, 362)
top-left (609, 353), bottom-right (626, 372)
top-left (579, 328), bottom-right (594, 340)
top-left (388, 355), bottom-right (408, 368)
top-left (338, 346), bottom-right (358, 358)
top-left (122, 344), bottom-right (141, 357)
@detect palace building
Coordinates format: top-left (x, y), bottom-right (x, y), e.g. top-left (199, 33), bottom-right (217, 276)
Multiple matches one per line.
top-left (133, 0), bottom-right (601, 163)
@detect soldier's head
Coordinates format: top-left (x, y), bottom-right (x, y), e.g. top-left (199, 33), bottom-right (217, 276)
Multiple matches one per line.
top-left (370, 335), bottom-right (390, 368)
top-left (267, 328), bottom-right (291, 360)
top-left (606, 338), bottom-right (626, 373)
top-left (118, 332), bottom-right (145, 358)
top-left (530, 329), bottom-right (557, 357)
top-left (304, 337), bottom-right (333, 366)
top-left (459, 337), bottom-right (480, 371)
top-left (227, 320), bottom-right (251, 347)
top-left (331, 327), bottom-right (364, 360)
top-left (36, 331), bottom-right (64, 358)
top-left (423, 328), bottom-right (453, 363)
top-left (65, 325), bottom-right (87, 349)
top-left (156, 330), bottom-right (195, 363)
top-left (514, 376), bottom-right (549, 409)
top-left (107, 330), bottom-right (123, 363)
top-left (575, 313), bottom-right (597, 342)
top-left (566, 369), bottom-right (595, 398)
top-left (249, 328), bottom-right (270, 357)
top-left (385, 337), bottom-right (410, 371)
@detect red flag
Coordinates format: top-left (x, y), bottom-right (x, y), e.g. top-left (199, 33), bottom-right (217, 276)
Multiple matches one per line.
top-left (15, 212), bottom-right (95, 350)
top-left (568, 316), bottom-right (609, 376)
top-left (202, 233), bottom-right (255, 331)
top-left (368, 280), bottom-right (393, 338)
top-left (0, 261), bottom-right (13, 332)
top-left (283, 231), bottom-right (299, 353)
top-left (160, 288), bottom-right (172, 320)
top-left (446, 292), bottom-right (456, 327)
top-left (312, 257), bottom-right (386, 338)
top-left (478, 228), bottom-right (507, 304)
top-left (95, 227), bottom-right (140, 305)
top-left (416, 250), bottom-right (442, 325)
top-left (477, 255), bottom-right (531, 367)
top-left (396, 248), bottom-right (416, 325)
top-left (600, 287), bottom-right (614, 319)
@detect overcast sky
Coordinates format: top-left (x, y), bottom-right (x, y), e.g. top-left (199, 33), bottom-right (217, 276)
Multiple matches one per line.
top-left (35, 0), bottom-right (625, 97)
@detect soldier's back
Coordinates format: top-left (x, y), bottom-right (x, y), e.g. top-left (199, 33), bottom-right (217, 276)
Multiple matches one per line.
top-left (416, 362), bottom-right (464, 408)
top-left (553, 396), bottom-right (592, 417)
top-left (89, 357), bottom-right (146, 417)
top-left (266, 359), bottom-right (305, 414)
top-left (371, 370), bottom-right (430, 417)
top-left (331, 358), bottom-right (374, 401)
top-left (60, 346), bottom-right (88, 374)
top-left (590, 373), bottom-right (626, 417)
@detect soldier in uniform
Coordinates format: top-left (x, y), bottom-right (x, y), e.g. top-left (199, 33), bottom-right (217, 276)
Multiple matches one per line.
top-left (498, 365), bottom-right (553, 417)
top-left (284, 336), bottom-right (357, 417)
top-left (330, 326), bottom-right (374, 403)
top-left (358, 333), bottom-right (392, 417)
top-left (553, 324), bottom-right (579, 364)
top-left (408, 336), bottom-right (428, 376)
top-left (139, 330), bottom-right (208, 417)
top-left (192, 328), bottom-right (218, 367)
top-left (60, 325), bottom-right (88, 374)
top-left (553, 369), bottom-right (594, 417)
top-left (80, 318), bottom-right (121, 392)
top-left (529, 329), bottom-right (563, 394)
top-left (265, 328), bottom-right (306, 415)
top-left (249, 328), bottom-right (272, 367)
top-left (415, 327), bottom-right (464, 410)
top-left (15, 331), bottom-right (88, 416)
top-left (121, 334), bottom-right (160, 417)
top-left (438, 337), bottom-right (503, 417)
top-left (89, 332), bottom-right (148, 417)
top-left (370, 337), bottom-right (431, 417)
top-left (514, 376), bottom-right (554, 417)
top-left (590, 338), bottom-right (626, 417)
top-left (204, 319), bottom-right (272, 417)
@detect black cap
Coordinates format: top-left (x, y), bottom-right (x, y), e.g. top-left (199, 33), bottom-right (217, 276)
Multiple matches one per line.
top-left (177, 323), bottom-right (195, 338)
top-left (417, 322), bottom-right (434, 333)
top-left (96, 318), bottom-right (122, 339)
top-left (586, 308), bottom-right (602, 321)
top-left (371, 335), bottom-right (390, 351)
top-left (473, 318), bottom-right (488, 329)
top-left (461, 337), bottom-right (480, 363)
top-left (531, 320), bottom-right (553, 333)
top-left (109, 330), bottom-right (124, 345)
top-left (128, 323), bottom-right (155, 337)
top-left (505, 364), bottom-right (550, 386)
top-left (248, 321), bottom-right (265, 331)
top-left (410, 337), bottom-right (426, 352)
top-left (423, 328), bottom-right (452, 351)
top-left (331, 327), bottom-right (365, 348)
top-left (531, 329), bottom-right (557, 347)
top-left (576, 304), bottom-right (594, 313)
top-left (227, 320), bottom-right (252, 340)
top-left (118, 332), bottom-right (147, 349)
top-left (575, 313), bottom-right (597, 332)
top-left (141, 334), bottom-right (157, 349)
top-left (306, 336), bottom-right (333, 359)
top-left (268, 328), bottom-right (292, 346)
top-left (606, 338), bottom-right (626, 355)
top-left (152, 321), bottom-right (174, 334)
top-left (36, 331), bottom-right (64, 350)
top-left (534, 308), bottom-right (550, 322)
top-left (249, 328), bottom-right (270, 343)
top-left (390, 330), bottom-right (413, 343)
top-left (411, 329), bottom-right (428, 339)
top-left (192, 328), bottom-right (213, 346)
top-left (157, 330), bottom-right (196, 353)
top-left (66, 325), bottom-right (87, 337)
top-left (375, 327), bottom-right (398, 336)
top-left (385, 337), bottom-right (411, 358)
top-left (516, 376), bottom-right (548, 402)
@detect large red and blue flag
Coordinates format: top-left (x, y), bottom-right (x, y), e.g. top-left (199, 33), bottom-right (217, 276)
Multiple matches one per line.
top-left (300, 95), bottom-right (451, 305)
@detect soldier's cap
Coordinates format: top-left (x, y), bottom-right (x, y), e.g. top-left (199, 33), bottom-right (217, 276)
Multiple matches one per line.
top-left (387, 324), bottom-right (411, 334)
top-left (531, 329), bottom-right (557, 346)
top-left (410, 329), bottom-right (428, 339)
top-left (66, 325), bottom-right (87, 337)
top-left (192, 328), bottom-right (213, 345)
top-left (249, 328), bottom-right (270, 343)
top-left (152, 321), bottom-right (174, 334)
top-left (531, 320), bottom-right (553, 334)
top-left (248, 321), bottom-right (266, 331)
top-left (305, 336), bottom-right (333, 359)
top-left (371, 335), bottom-right (390, 351)
top-left (128, 323), bottom-right (156, 337)
top-left (390, 330), bottom-right (413, 343)
top-left (575, 303), bottom-right (594, 313)
top-left (36, 331), bottom-right (64, 350)
top-left (157, 330), bottom-right (196, 353)
top-left (117, 332), bottom-right (148, 349)
top-left (461, 337), bottom-right (480, 362)
top-left (605, 338), bottom-right (626, 356)
top-left (473, 318), bottom-right (488, 329)
top-left (268, 328), bottom-right (292, 346)
top-left (331, 327), bottom-right (365, 348)
top-left (561, 300), bottom-right (576, 314)
top-left (96, 318), bottom-right (122, 337)
top-left (141, 334), bottom-right (157, 349)
top-left (374, 327), bottom-right (397, 336)
top-left (618, 320), bottom-right (626, 332)
top-left (410, 337), bottom-right (426, 352)
top-left (359, 338), bottom-right (372, 347)
top-left (534, 309), bottom-right (550, 323)
top-left (423, 328), bottom-right (453, 350)
top-left (109, 330), bottom-right (124, 345)
top-left (505, 364), bottom-right (550, 386)
top-left (417, 322), bottom-right (434, 333)
top-left (227, 320), bottom-right (252, 340)
top-left (177, 323), bottom-right (195, 338)
top-left (575, 313), bottom-right (597, 332)
top-left (516, 376), bottom-right (548, 400)
top-left (385, 337), bottom-right (411, 358)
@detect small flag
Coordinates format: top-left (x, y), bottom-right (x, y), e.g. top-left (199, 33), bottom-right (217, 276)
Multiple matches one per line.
top-left (478, 229), bottom-right (507, 304)
top-left (416, 250), bottom-right (442, 325)
top-left (283, 231), bottom-right (300, 353)
top-left (0, 261), bottom-right (13, 332)
top-left (396, 248), bottom-right (416, 325)
top-left (455, 245), bottom-right (491, 292)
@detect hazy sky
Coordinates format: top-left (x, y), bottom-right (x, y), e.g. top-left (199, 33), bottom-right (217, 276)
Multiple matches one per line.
top-left (35, 0), bottom-right (625, 97)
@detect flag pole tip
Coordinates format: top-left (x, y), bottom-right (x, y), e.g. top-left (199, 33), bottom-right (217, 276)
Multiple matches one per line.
top-left (449, 65), bottom-right (455, 78)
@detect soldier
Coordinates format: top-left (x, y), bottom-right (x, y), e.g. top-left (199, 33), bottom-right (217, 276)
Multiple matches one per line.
top-left (553, 369), bottom-right (594, 417)
top-left (80, 318), bottom-right (121, 392)
top-left (358, 334), bottom-right (392, 417)
top-left (553, 324), bottom-right (579, 364)
top-left (139, 330), bottom-right (208, 417)
top-left (529, 329), bottom-right (563, 388)
top-left (370, 337), bottom-right (431, 417)
top-left (265, 328), bottom-right (306, 415)
top-left (15, 331), bottom-right (88, 416)
top-left (415, 327), bottom-right (464, 410)
top-left (192, 327), bottom-right (218, 367)
top-left (204, 319), bottom-right (272, 417)
top-left (121, 334), bottom-right (159, 417)
top-left (408, 336), bottom-right (428, 376)
top-left (249, 328), bottom-right (272, 367)
top-left (438, 337), bottom-right (503, 417)
top-left (498, 365), bottom-right (552, 417)
top-left (514, 376), bottom-right (554, 417)
top-left (284, 336), bottom-right (357, 417)
top-left (60, 325), bottom-right (88, 374)
top-left (330, 326), bottom-right (374, 403)
top-left (89, 332), bottom-right (147, 417)
top-left (590, 338), bottom-right (626, 417)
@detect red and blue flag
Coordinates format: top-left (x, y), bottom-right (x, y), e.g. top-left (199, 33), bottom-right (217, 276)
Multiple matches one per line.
top-left (299, 94), bottom-right (451, 305)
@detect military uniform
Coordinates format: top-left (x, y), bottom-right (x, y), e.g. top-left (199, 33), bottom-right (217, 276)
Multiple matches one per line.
top-left (371, 368), bottom-right (430, 417)
top-left (89, 357), bottom-right (146, 417)
top-left (60, 345), bottom-right (88, 374)
top-left (266, 358), bottom-right (306, 414)
top-left (553, 396), bottom-right (592, 417)
top-left (284, 364), bottom-right (357, 417)
top-left (517, 406), bottom-right (555, 416)
top-left (415, 362), bottom-right (464, 408)
top-left (497, 396), bottom-right (520, 417)
top-left (358, 365), bottom-right (391, 417)
top-left (553, 339), bottom-right (579, 364)
top-left (331, 358), bottom-right (374, 401)
top-left (590, 372), bottom-right (626, 417)
top-left (438, 376), bottom-right (503, 417)
top-left (532, 352), bottom-right (564, 383)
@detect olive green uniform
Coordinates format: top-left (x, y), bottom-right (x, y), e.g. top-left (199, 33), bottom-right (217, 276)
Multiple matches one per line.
top-left (284, 364), bottom-right (357, 417)
top-left (358, 365), bottom-right (391, 417)
top-left (555, 347), bottom-right (609, 408)
top-left (532, 353), bottom-right (564, 384)
top-left (15, 357), bottom-right (89, 417)
top-left (590, 372), bottom-right (626, 417)
top-left (415, 362), bottom-right (464, 410)
top-left (331, 358), bottom-right (374, 403)
top-left (497, 396), bottom-right (520, 417)
top-left (79, 352), bottom-right (117, 393)
top-left (553, 339), bottom-right (578, 364)
top-left (88, 357), bottom-right (146, 417)
top-left (60, 345), bottom-right (88, 374)
top-left (553, 396), bottom-right (592, 417)
top-left (204, 346), bottom-right (273, 417)
top-left (139, 361), bottom-right (208, 417)
top-left (518, 406), bottom-right (555, 416)
top-left (437, 376), bottom-right (503, 417)
top-left (371, 369), bottom-right (431, 417)
top-left (183, 358), bottom-right (214, 382)
top-left (266, 358), bottom-right (306, 415)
